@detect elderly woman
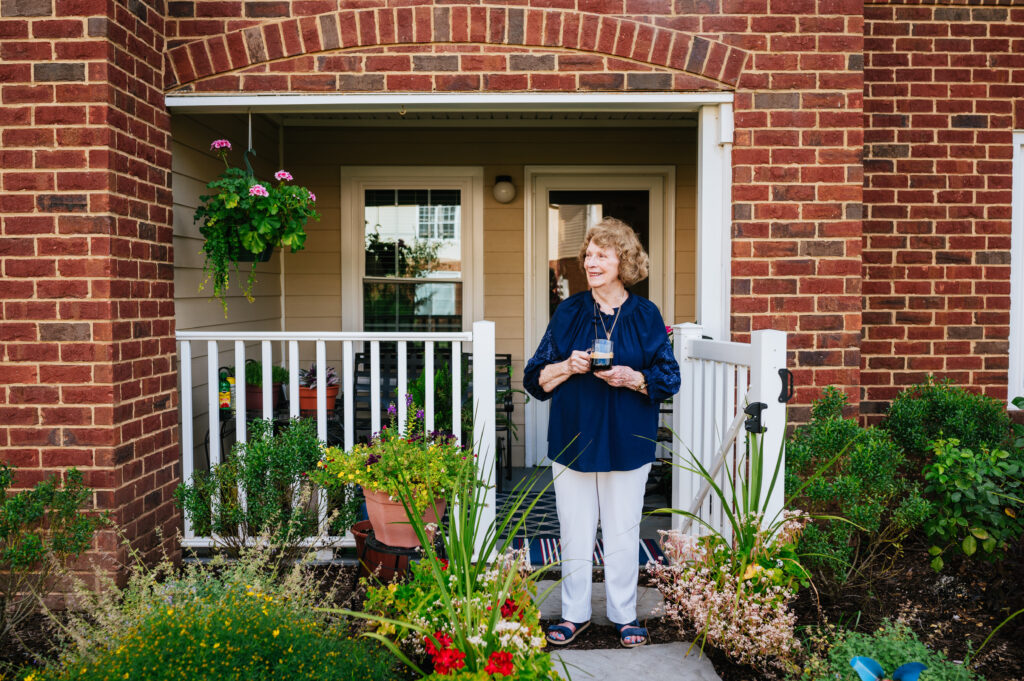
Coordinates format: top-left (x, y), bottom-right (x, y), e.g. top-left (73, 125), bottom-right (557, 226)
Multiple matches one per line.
top-left (524, 217), bottom-right (680, 648)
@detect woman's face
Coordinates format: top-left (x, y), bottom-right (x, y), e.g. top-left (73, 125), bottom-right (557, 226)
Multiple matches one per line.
top-left (584, 241), bottom-right (621, 290)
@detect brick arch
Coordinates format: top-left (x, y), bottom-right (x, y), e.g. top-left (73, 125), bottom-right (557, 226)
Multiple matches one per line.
top-left (165, 5), bottom-right (749, 90)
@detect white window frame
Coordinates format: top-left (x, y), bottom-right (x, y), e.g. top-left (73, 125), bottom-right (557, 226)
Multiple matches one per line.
top-left (340, 167), bottom-right (484, 332)
top-left (1010, 131), bottom-right (1024, 407)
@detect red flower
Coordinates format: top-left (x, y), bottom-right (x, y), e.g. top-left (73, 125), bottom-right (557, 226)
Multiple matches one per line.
top-left (424, 631), bottom-right (453, 656)
top-left (499, 598), bottom-right (523, 620)
top-left (432, 647), bottom-right (466, 675)
top-left (439, 558), bottom-right (449, 571)
top-left (485, 651), bottom-right (514, 677)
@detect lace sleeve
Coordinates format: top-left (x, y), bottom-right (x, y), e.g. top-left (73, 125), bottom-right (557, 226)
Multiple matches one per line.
top-left (523, 325), bottom-right (562, 402)
top-left (642, 337), bottom-right (680, 402)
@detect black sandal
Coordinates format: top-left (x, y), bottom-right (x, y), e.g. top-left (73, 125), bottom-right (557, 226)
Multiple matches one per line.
top-left (613, 620), bottom-right (649, 648)
top-left (545, 620), bottom-right (590, 646)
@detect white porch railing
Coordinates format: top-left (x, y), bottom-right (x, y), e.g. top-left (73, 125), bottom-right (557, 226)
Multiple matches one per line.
top-left (670, 323), bottom-right (788, 542)
top-left (174, 321), bottom-right (496, 554)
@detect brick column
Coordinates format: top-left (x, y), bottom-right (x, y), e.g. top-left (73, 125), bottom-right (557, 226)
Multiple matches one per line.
top-left (862, 3), bottom-right (1024, 424)
top-left (0, 0), bottom-right (178, 569)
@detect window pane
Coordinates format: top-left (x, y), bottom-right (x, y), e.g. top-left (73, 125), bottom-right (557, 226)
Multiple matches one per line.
top-left (363, 281), bottom-right (462, 332)
top-left (364, 189), bottom-right (462, 278)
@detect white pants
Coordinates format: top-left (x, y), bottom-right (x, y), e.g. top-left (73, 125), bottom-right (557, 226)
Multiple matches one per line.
top-left (552, 462), bottom-right (651, 624)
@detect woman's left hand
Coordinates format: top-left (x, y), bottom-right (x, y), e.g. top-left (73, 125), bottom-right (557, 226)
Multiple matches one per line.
top-left (594, 366), bottom-right (643, 390)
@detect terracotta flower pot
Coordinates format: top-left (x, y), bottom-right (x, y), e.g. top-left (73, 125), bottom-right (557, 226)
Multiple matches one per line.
top-left (362, 488), bottom-right (446, 548)
top-left (298, 385), bottom-right (339, 411)
top-left (245, 383), bottom-right (281, 412)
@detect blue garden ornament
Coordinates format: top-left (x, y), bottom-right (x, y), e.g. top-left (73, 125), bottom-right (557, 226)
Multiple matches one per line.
top-left (851, 656), bottom-right (927, 681)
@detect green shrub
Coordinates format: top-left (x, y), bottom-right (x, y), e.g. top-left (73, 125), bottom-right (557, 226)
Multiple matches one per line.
top-left (922, 439), bottom-right (1024, 570)
top-left (175, 418), bottom-right (360, 552)
top-left (884, 377), bottom-right (1011, 458)
top-left (792, 620), bottom-right (983, 681)
top-left (1, 466), bottom-right (106, 642)
top-left (228, 360), bottom-right (290, 387)
top-left (786, 388), bottom-right (930, 589)
top-left (25, 537), bottom-right (401, 681)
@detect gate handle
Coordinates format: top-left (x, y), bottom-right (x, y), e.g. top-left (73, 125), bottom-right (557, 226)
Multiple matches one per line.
top-left (778, 368), bottom-right (794, 403)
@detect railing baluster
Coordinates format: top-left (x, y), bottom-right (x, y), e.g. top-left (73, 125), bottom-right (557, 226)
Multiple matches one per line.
top-left (180, 340), bottom-right (194, 541)
top-left (370, 341), bottom-right (380, 436)
top-left (397, 341), bottom-right (408, 435)
top-left (343, 340), bottom-right (354, 451)
top-left (451, 342), bottom-right (461, 444)
top-left (261, 341), bottom-right (273, 421)
top-left (288, 341), bottom-right (299, 419)
top-left (425, 340), bottom-right (435, 433)
top-left (316, 341), bottom-right (327, 442)
top-left (207, 341), bottom-right (220, 467)
top-left (234, 341), bottom-right (246, 443)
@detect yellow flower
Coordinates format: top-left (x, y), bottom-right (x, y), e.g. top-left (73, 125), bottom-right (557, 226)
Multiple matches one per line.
top-left (273, 629), bottom-right (280, 637)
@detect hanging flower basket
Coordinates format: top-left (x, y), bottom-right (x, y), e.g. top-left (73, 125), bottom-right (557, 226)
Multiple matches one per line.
top-left (194, 139), bottom-right (320, 315)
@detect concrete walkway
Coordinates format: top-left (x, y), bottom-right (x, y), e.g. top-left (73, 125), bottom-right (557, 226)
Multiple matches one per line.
top-left (536, 581), bottom-right (722, 681)
top-left (551, 644), bottom-right (722, 681)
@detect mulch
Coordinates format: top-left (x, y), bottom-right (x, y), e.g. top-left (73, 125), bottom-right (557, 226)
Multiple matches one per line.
top-left (4, 540), bottom-right (1023, 680)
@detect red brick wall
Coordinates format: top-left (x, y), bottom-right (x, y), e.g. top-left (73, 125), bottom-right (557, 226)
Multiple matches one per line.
top-left (163, 0), bottom-right (864, 419)
top-left (862, 2), bottom-right (1024, 423)
top-left (0, 0), bottom-right (178, 569)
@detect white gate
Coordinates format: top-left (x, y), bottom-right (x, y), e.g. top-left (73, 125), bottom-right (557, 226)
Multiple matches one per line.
top-left (669, 323), bottom-right (788, 541)
top-left (174, 321), bottom-right (496, 553)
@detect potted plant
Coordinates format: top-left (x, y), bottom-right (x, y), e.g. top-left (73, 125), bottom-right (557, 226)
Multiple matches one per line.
top-left (313, 396), bottom-right (473, 548)
top-left (228, 361), bottom-right (289, 412)
top-left (297, 363), bottom-right (339, 411)
top-left (194, 139), bottom-right (320, 315)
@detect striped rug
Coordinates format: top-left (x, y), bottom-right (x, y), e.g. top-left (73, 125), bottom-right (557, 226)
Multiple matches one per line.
top-left (511, 535), bottom-right (666, 567)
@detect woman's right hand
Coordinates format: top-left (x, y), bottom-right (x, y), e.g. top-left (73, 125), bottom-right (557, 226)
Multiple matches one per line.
top-left (565, 350), bottom-right (591, 375)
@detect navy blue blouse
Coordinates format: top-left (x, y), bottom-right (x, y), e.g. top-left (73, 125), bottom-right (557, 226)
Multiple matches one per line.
top-left (523, 291), bottom-right (681, 472)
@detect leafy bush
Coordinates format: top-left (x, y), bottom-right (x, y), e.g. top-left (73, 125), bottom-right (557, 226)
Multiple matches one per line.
top-left (27, 537), bottom-right (400, 681)
top-left (793, 620), bottom-right (984, 681)
top-left (922, 439), bottom-right (1024, 570)
top-left (175, 418), bottom-right (360, 551)
top-left (884, 377), bottom-right (1012, 458)
top-left (785, 388), bottom-right (931, 589)
top-left (1, 466), bottom-right (106, 642)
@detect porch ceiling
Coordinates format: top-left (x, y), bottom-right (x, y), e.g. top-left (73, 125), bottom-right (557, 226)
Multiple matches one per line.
top-left (276, 110), bottom-right (698, 127)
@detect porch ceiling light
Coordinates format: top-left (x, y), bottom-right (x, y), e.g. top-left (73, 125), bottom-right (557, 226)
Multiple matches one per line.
top-left (492, 175), bottom-right (516, 204)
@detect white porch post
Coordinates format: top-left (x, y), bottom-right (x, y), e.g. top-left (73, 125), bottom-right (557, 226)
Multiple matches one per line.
top-left (697, 103), bottom-right (734, 342)
top-left (671, 323), bottom-right (703, 533)
top-left (747, 329), bottom-right (787, 525)
top-left (471, 320), bottom-right (496, 558)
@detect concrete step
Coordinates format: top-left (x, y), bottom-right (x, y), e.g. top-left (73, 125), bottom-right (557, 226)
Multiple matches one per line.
top-left (550, 643), bottom-right (722, 681)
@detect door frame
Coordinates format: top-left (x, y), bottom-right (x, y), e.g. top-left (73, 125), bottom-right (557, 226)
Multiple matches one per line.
top-left (523, 166), bottom-right (675, 466)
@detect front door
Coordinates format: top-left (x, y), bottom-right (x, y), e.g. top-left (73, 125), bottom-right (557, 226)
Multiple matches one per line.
top-left (526, 169), bottom-right (673, 466)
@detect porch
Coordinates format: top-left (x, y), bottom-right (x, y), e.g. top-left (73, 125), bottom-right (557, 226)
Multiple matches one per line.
top-left (174, 322), bottom-right (788, 556)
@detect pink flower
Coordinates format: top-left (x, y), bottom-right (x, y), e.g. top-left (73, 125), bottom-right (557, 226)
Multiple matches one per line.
top-left (307, 190), bottom-right (316, 202)
top-left (274, 170), bottom-right (293, 181)
top-left (249, 184), bottom-right (269, 197)
top-left (666, 325), bottom-right (673, 334)
top-left (210, 139), bottom-right (231, 151)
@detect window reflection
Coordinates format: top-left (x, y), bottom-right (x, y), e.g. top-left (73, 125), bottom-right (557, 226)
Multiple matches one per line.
top-left (363, 189), bottom-right (463, 331)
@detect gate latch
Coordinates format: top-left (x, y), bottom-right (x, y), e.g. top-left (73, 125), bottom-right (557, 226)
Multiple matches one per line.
top-left (778, 368), bottom-right (795, 403)
top-left (744, 402), bottom-right (767, 434)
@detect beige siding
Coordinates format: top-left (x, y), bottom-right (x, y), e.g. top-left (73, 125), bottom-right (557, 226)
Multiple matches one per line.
top-left (281, 126), bottom-right (697, 466)
top-left (172, 113), bottom-right (284, 468)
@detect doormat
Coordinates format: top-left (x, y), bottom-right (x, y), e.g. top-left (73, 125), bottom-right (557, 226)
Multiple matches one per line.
top-left (511, 536), bottom-right (666, 567)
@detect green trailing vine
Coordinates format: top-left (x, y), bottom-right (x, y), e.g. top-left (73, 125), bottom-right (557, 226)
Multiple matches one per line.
top-left (195, 139), bottom-right (320, 315)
